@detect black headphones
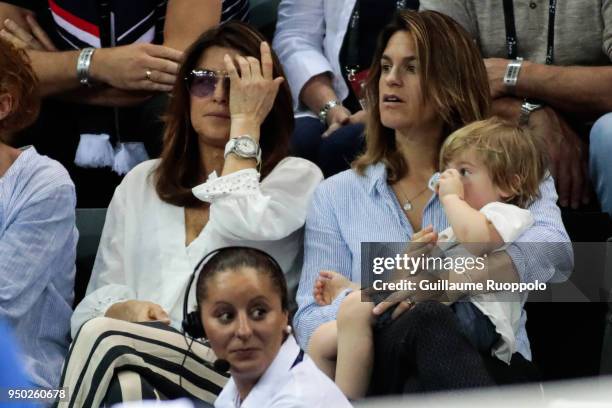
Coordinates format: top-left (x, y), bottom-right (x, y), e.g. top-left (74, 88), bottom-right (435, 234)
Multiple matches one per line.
top-left (181, 246), bottom-right (284, 339)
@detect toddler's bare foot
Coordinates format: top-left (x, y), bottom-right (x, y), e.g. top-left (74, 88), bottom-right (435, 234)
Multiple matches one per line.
top-left (313, 270), bottom-right (360, 305)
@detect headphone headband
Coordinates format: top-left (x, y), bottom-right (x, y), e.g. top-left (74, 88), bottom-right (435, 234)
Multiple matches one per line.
top-left (181, 246), bottom-right (283, 339)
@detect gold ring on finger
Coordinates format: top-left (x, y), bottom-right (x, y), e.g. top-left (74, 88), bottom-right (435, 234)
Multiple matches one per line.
top-left (145, 69), bottom-right (152, 81)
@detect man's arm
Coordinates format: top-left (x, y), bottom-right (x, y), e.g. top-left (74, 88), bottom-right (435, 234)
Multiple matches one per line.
top-left (0, 2), bottom-right (182, 100)
top-left (486, 58), bottom-right (612, 116)
top-left (492, 97), bottom-right (590, 209)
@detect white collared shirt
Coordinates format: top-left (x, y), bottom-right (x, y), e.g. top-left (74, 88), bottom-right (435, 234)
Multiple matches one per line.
top-left (70, 157), bottom-right (322, 338)
top-left (273, 0), bottom-right (357, 116)
top-left (215, 335), bottom-right (352, 408)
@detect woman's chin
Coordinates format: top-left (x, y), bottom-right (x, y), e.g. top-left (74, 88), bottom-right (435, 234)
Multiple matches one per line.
top-left (380, 116), bottom-right (405, 131)
top-left (229, 359), bottom-right (266, 380)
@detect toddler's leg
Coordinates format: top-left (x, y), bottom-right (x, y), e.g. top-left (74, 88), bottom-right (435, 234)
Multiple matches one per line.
top-left (336, 290), bottom-right (376, 399)
top-left (308, 320), bottom-right (338, 379)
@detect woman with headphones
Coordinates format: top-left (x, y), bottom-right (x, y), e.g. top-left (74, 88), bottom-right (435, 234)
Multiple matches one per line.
top-left (188, 247), bottom-right (351, 408)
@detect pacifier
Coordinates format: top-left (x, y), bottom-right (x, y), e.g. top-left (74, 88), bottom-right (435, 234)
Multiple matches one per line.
top-left (428, 172), bottom-right (441, 192)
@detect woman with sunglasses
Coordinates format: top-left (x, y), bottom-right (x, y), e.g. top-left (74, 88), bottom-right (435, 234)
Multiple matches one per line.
top-left (58, 21), bottom-right (322, 407)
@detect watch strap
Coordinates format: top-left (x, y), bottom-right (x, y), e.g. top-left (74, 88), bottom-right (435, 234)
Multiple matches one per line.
top-left (519, 98), bottom-right (543, 126)
top-left (503, 57), bottom-right (523, 88)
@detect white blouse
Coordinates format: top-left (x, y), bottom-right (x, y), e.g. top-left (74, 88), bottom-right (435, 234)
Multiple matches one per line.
top-left (214, 335), bottom-right (352, 408)
top-left (70, 157), bottom-right (323, 338)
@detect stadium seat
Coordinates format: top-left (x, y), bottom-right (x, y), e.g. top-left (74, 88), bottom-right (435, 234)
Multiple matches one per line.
top-left (249, 0), bottom-right (281, 41)
top-left (74, 208), bottom-right (107, 307)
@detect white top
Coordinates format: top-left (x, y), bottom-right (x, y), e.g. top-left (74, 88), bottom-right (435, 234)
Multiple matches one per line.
top-left (71, 157), bottom-right (323, 338)
top-left (438, 202), bottom-right (534, 364)
top-left (215, 335), bottom-right (352, 408)
top-left (273, 0), bottom-right (356, 117)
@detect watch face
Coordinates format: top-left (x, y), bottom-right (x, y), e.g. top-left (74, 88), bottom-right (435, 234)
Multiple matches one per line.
top-left (237, 139), bottom-right (256, 155)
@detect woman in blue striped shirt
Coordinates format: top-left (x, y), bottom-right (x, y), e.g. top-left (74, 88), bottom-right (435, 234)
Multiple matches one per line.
top-left (294, 10), bottom-right (573, 397)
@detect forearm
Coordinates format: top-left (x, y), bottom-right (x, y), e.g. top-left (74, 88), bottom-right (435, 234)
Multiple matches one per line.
top-left (163, 0), bottom-right (221, 51)
top-left (516, 61), bottom-right (612, 115)
top-left (27, 49), bottom-right (81, 96)
top-left (442, 195), bottom-right (499, 245)
top-left (300, 73), bottom-right (340, 114)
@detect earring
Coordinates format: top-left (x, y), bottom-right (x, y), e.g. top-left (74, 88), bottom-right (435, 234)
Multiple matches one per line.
top-left (285, 325), bottom-right (292, 335)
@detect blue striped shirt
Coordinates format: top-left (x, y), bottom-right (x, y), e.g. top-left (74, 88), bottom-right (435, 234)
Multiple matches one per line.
top-left (0, 147), bottom-right (77, 388)
top-left (294, 163), bottom-right (573, 360)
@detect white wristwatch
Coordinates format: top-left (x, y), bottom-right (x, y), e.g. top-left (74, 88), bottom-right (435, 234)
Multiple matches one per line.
top-left (224, 135), bottom-right (261, 165)
top-left (503, 57), bottom-right (524, 88)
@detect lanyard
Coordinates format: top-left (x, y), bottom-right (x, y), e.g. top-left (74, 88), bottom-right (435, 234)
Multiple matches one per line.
top-left (503, 0), bottom-right (557, 65)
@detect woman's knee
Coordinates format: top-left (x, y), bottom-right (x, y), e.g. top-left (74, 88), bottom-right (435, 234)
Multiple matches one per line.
top-left (77, 316), bottom-right (123, 339)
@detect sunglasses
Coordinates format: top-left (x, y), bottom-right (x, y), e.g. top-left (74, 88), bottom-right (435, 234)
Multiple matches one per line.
top-left (185, 69), bottom-right (230, 98)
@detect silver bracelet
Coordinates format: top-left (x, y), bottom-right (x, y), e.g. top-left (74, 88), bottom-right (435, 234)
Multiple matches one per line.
top-left (503, 57), bottom-right (523, 88)
top-left (318, 99), bottom-right (341, 124)
top-left (76, 47), bottom-right (96, 87)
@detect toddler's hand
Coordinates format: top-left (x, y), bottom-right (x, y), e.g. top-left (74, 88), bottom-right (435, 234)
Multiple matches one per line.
top-left (437, 169), bottom-right (464, 201)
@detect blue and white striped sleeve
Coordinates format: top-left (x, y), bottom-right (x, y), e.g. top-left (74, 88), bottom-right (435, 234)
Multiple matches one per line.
top-left (506, 175), bottom-right (574, 284)
top-left (0, 183), bottom-right (76, 319)
top-left (293, 182), bottom-right (353, 349)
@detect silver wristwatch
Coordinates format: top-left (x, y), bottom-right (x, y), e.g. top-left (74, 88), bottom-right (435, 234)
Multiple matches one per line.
top-left (519, 99), bottom-right (543, 126)
top-left (224, 135), bottom-right (261, 165)
top-left (503, 57), bottom-right (524, 88)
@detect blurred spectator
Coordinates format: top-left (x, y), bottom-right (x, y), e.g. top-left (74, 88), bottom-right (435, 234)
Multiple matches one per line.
top-left (0, 321), bottom-right (37, 408)
top-left (273, 0), bottom-right (418, 178)
top-left (0, 0), bottom-right (249, 207)
top-left (0, 39), bottom-right (77, 389)
top-left (420, 0), bottom-right (612, 214)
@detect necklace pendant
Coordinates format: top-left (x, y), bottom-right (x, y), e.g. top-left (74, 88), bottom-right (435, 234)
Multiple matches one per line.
top-left (403, 201), bottom-right (413, 211)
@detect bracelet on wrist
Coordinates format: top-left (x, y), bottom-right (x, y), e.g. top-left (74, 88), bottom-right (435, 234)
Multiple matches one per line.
top-left (76, 47), bottom-right (96, 87)
top-left (318, 99), bottom-right (342, 124)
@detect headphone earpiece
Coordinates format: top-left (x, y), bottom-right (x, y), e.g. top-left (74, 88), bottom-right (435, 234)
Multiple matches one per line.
top-left (182, 310), bottom-right (206, 339)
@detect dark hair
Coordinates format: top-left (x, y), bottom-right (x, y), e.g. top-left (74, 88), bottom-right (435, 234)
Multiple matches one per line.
top-left (155, 21), bottom-right (293, 207)
top-left (0, 39), bottom-right (40, 141)
top-left (196, 247), bottom-right (289, 313)
top-left (353, 10), bottom-right (491, 182)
